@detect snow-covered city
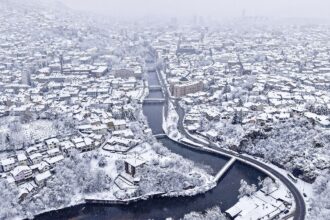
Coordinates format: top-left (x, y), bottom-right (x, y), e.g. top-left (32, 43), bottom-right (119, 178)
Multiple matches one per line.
top-left (0, 0), bottom-right (329, 220)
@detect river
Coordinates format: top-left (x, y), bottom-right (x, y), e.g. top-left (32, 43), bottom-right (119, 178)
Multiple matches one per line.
top-left (35, 70), bottom-right (266, 220)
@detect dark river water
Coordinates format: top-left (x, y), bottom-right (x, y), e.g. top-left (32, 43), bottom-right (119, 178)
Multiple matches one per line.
top-left (35, 71), bottom-right (266, 220)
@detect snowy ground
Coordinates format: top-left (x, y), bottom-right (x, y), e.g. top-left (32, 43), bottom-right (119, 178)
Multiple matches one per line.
top-left (38, 140), bottom-right (213, 212)
top-left (0, 117), bottom-right (61, 151)
top-left (163, 103), bottom-right (303, 219)
top-left (249, 154), bottom-right (313, 215)
top-left (21, 120), bottom-right (58, 141)
top-left (227, 189), bottom-right (289, 220)
top-left (162, 101), bottom-right (183, 141)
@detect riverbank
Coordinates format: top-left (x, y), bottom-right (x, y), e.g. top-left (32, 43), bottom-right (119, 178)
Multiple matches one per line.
top-left (30, 69), bottom-right (303, 220)
top-left (160, 77), bottom-right (303, 220)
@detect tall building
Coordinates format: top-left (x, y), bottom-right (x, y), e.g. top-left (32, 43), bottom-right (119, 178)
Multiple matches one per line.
top-left (113, 68), bottom-right (142, 79)
top-left (21, 70), bottom-right (31, 86)
top-left (170, 81), bottom-right (203, 97)
top-left (59, 54), bottom-right (64, 74)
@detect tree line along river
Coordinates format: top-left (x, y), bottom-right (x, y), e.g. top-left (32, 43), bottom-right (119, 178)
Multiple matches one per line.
top-left (35, 70), bottom-right (265, 220)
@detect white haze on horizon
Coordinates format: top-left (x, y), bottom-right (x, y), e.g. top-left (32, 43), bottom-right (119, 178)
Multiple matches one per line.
top-left (60, 0), bottom-right (330, 19)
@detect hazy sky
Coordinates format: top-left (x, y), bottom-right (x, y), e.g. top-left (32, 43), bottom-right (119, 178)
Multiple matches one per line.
top-left (61, 0), bottom-right (330, 19)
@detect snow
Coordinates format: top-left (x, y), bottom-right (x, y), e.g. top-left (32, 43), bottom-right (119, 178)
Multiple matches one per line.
top-left (241, 153), bottom-right (313, 214)
top-left (44, 155), bottom-right (64, 164)
top-left (125, 158), bottom-right (145, 167)
top-left (35, 171), bottom-right (52, 182)
top-left (11, 166), bottom-right (31, 176)
top-left (1, 157), bottom-right (15, 166)
top-left (180, 138), bottom-right (203, 148)
top-left (162, 101), bottom-right (183, 140)
top-left (22, 120), bottom-right (59, 142)
top-left (226, 190), bottom-right (288, 220)
top-left (184, 129), bottom-right (210, 145)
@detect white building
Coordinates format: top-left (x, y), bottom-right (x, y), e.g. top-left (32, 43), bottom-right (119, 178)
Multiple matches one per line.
top-left (10, 166), bottom-right (33, 182)
top-left (0, 158), bottom-right (16, 172)
top-left (35, 171), bottom-right (52, 186)
top-left (45, 138), bottom-right (60, 149)
top-left (29, 153), bottom-right (43, 164)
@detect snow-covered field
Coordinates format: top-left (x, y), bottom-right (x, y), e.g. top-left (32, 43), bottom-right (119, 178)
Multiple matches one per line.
top-left (0, 117), bottom-right (62, 151)
top-left (21, 120), bottom-right (57, 141)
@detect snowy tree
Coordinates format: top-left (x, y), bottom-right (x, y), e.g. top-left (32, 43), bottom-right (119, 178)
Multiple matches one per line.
top-left (8, 118), bottom-right (22, 133)
top-left (222, 83), bottom-right (231, 94)
top-left (152, 142), bottom-right (170, 156)
top-left (98, 156), bottom-right (107, 167)
top-left (259, 177), bottom-right (277, 195)
top-left (0, 179), bottom-right (22, 219)
top-left (198, 115), bottom-right (210, 132)
top-left (83, 170), bottom-right (111, 193)
top-left (182, 206), bottom-right (227, 220)
top-left (22, 154), bottom-right (113, 216)
top-left (309, 171), bottom-right (330, 220)
top-left (239, 117), bottom-right (325, 182)
top-left (232, 110), bottom-right (243, 125)
top-left (238, 179), bottom-right (257, 198)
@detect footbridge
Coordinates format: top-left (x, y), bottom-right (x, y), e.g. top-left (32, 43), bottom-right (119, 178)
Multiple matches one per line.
top-left (214, 157), bottom-right (237, 182)
top-left (153, 133), bottom-right (167, 139)
top-left (143, 98), bottom-right (165, 104)
top-left (148, 85), bottom-right (162, 91)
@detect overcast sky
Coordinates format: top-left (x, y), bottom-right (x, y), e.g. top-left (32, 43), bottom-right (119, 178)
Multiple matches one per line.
top-left (61, 0), bottom-right (330, 19)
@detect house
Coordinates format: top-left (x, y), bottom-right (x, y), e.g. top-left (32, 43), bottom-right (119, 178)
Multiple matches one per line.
top-left (124, 158), bottom-right (145, 177)
top-left (112, 129), bottom-right (134, 139)
top-left (29, 153), bottom-right (43, 164)
top-left (26, 146), bottom-right (38, 155)
top-left (89, 134), bottom-right (104, 143)
top-left (45, 138), bottom-right (60, 149)
top-left (113, 119), bottom-right (126, 130)
top-left (10, 165), bottom-right (33, 182)
top-left (91, 124), bottom-right (108, 134)
top-left (107, 137), bottom-right (137, 148)
top-left (0, 158), bottom-right (16, 172)
top-left (18, 181), bottom-right (37, 201)
top-left (73, 137), bottom-right (94, 152)
top-left (44, 155), bottom-right (64, 167)
top-left (103, 137), bottom-right (137, 152)
top-left (83, 137), bottom-right (94, 151)
top-left (91, 66), bottom-right (108, 77)
top-left (205, 129), bottom-right (220, 142)
top-left (35, 170), bottom-right (52, 186)
top-left (59, 140), bottom-right (75, 154)
top-left (304, 112), bottom-right (330, 127)
top-left (17, 153), bottom-right (28, 165)
top-left (77, 124), bottom-right (92, 134)
top-left (47, 148), bottom-right (61, 157)
top-left (30, 161), bottom-right (50, 173)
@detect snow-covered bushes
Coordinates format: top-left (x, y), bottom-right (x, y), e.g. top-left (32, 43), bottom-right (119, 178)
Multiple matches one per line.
top-left (240, 118), bottom-right (329, 182)
top-left (0, 179), bottom-right (22, 219)
top-left (182, 206), bottom-right (228, 220)
top-left (205, 117), bottom-right (330, 183)
top-left (238, 179), bottom-right (257, 198)
top-left (309, 171), bottom-right (330, 220)
top-left (0, 116), bottom-right (76, 151)
top-left (21, 155), bottom-right (112, 217)
top-left (138, 160), bottom-right (205, 195)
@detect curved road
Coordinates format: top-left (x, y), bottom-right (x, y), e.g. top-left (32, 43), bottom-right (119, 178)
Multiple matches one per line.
top-left (154, 68), bottom-right (306, 220)
top-left (175, 97), bottom-right (306, 220)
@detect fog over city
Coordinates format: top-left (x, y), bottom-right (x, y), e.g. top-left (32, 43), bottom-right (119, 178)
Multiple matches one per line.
top-left (1, 0), bottom-right (330, 220)
top-left (62, 0), bottom-right (330, 19)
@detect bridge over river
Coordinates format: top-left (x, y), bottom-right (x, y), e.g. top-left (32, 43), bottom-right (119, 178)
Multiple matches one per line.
top-left (35, 69), bottom-right (305, 220)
